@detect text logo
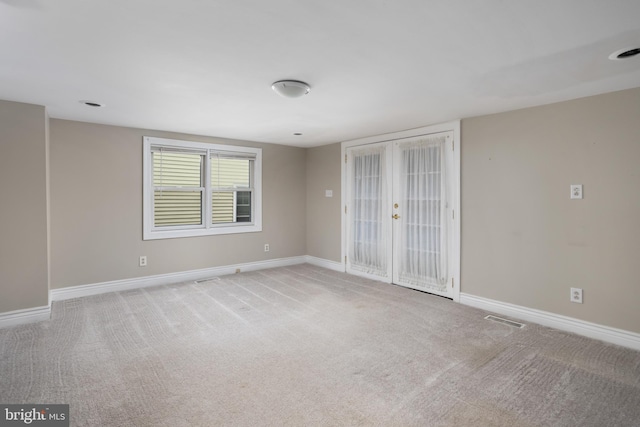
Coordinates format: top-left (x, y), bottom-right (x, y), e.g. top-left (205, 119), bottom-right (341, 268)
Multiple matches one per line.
top-left (1, 405), bottom-right (68, 427)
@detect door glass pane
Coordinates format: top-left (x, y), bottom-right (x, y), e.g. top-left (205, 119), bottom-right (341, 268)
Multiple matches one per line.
top-left (398, 140), bottom-right (447, 291)
top-left (349, 146), bottom-right (388, 276)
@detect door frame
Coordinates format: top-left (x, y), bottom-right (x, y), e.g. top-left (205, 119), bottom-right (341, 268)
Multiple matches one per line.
top-left (341, 121), bottom-right (461, 302)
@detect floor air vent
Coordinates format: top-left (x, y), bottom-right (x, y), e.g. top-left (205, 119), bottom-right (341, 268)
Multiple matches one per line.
top-left (194, 277), bottom-right (221, 284)
top-left (485, 315), bottom-right (525, 328)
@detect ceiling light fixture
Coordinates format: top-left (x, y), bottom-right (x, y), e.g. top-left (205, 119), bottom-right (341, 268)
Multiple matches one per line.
top-left (293, 133), bottom-right (303, 136)
top-left (80, 100), bottom-right (105, 107)
top-left (608, 47), bottom-right (640, 60)
top-left (271, 80), bottom-right (311, 98)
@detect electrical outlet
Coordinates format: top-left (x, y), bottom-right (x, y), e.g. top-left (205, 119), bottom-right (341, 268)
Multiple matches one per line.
top-left (264, 244), bottom-right (270, 252)
top-left (139, 256), bottom-right (147, 267)
top-left (570, 287), bottom-right (583, 304)
top-left (570, 184), bottom-right (583, 199)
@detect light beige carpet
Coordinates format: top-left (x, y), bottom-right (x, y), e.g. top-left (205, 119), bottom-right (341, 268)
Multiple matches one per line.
top-left (1, 264), bottom-right (639, 426)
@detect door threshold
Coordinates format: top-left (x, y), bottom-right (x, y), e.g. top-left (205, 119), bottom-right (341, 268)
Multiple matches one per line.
top-left (389, 282), bottom-right (453, 301)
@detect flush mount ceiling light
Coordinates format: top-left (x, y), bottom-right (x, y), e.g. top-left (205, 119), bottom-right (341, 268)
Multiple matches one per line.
top-left (608, 47), bottom-right (640, 60)
top-left (271, 80), bottom-right (311, 98)
top-left (79, 100), bottom-right (105, 107)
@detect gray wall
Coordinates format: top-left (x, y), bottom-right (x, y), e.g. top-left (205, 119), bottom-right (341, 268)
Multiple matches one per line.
top-left (0, 100), bottom-right (50, 312)
top-left (3, 88), bottom-right (640, 336)
top-left (306, 143), bottom-right (342, 262)
top-left (50, 120), bottom-right (307, 289)
top-left (302, 88), bottom-right (640, 334)
top-left (462, 88), bottom-right (640, 333)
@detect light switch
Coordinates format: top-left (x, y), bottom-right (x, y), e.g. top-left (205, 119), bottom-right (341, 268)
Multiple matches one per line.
top-left (570, 184), bottom-right (583, 199)
top-left (325, 190), bottom-right (333, 198)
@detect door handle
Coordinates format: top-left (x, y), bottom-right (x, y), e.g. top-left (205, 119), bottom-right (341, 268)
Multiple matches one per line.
top-left (392, 214), bottom-right (400, 220)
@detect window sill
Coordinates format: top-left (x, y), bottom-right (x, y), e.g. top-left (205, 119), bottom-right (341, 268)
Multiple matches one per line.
top-left (143, 223), bottom-right (262, 240)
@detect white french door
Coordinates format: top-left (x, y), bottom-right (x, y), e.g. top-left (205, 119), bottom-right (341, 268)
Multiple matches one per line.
top-left (345, 131), bottom-right (456, 299)
top-left (345, 142), bottom-right (393, 281)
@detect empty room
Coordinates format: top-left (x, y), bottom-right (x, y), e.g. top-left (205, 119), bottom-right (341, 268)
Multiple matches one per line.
top-left (1, 1), bottom-right (639, 426)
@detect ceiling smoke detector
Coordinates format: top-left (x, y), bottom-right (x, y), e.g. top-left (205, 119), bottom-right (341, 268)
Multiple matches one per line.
top-left (271, 80), bottom-right (311, 98)
top-left (608, 47), bottom-right (640, 60)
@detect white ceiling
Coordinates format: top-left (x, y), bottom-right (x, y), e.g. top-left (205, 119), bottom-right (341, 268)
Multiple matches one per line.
top-left (1, 0), bottom-right (639, 147)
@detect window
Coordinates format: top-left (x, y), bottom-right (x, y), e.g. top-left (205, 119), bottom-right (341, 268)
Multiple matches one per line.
top-left (143, 136), bottom-right (262, 240)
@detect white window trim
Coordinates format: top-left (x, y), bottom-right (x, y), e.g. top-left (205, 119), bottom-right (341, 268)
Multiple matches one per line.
top-left (143, 136), bottom-right (262, 240)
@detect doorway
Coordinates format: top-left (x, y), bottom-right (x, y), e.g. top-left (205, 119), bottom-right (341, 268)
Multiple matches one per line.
top-left (343, 124), bottom-right (460, 300)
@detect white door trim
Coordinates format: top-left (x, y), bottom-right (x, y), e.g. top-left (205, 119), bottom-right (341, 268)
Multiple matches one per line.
top-left (341, 121), bottom-right (461, 302)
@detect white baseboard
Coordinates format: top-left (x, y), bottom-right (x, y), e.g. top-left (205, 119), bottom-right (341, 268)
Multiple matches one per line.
top-left (0, 305), bottom-right (50, 329)
top-left (304, 255), bottom-right (344, 272)
top-left (460, 293), bottom-right (640, 351)
top-left (50, 256), bottom-right (307, 302)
